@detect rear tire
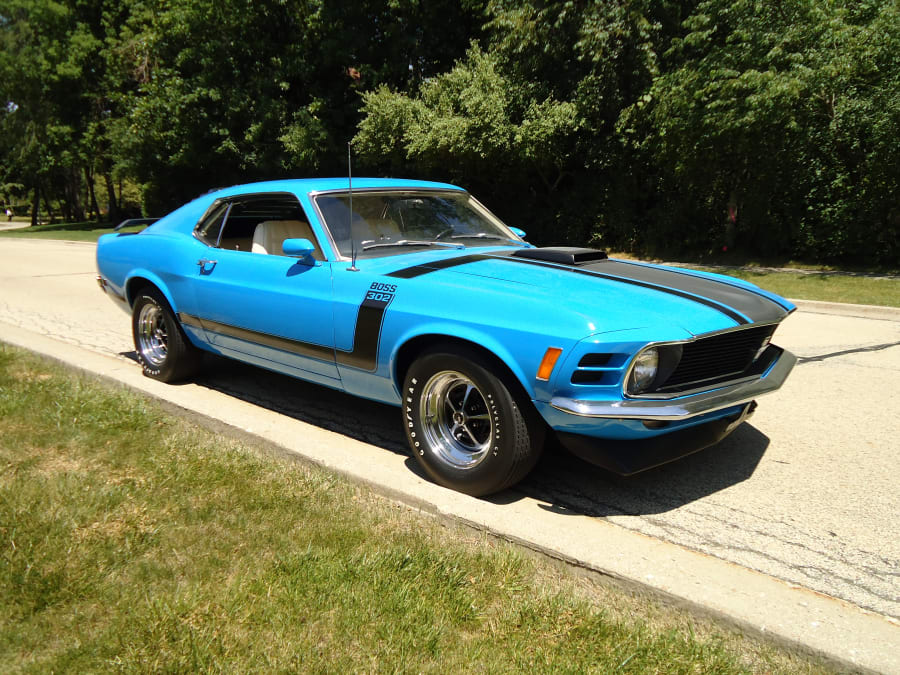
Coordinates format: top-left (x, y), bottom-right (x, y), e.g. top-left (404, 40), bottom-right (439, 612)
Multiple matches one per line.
top-left (132, 287), bottom-right (200, 382)
top-left (403, 346), bottom-right (544, 496)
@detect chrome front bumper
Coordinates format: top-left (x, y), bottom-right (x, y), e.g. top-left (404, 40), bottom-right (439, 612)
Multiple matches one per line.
top-left (550, 347), bottom-right (796, 421)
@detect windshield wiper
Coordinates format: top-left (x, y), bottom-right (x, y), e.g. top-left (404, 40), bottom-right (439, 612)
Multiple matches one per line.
top-left (449, 233), bottom-right (527, 246)
top-left (361, 239), bottom-right (464, 251)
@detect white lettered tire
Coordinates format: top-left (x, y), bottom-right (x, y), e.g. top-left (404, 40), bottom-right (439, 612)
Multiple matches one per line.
top-left (132, 287), bottom-right (200, 383)
top-left (403, 346), bottom-right (544, 496)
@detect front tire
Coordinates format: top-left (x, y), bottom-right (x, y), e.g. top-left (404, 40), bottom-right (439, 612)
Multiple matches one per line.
top-left (132, 287), bottom-right (200, 382)
top-left (403, 347), bottom-right (544, 496)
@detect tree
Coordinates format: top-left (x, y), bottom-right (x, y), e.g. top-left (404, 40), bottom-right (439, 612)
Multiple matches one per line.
top-left (622, 0), bottom-right (900, 263)
top-left (110, 0), bottom-right (487, 214)
top-left (356, 47), bottom-right (579, 234)
top-left (0, 0), bottom-right (140, 224)
top-left (356, 1), bottom-right (691, 246)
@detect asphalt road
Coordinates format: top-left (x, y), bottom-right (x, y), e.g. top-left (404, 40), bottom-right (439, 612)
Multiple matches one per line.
top-left (2, 238), bottom-right (898, 621)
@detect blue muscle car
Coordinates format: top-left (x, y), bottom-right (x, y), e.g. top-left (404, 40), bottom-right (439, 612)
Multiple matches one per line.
top-left (96, 178), bottom-right (796, 496)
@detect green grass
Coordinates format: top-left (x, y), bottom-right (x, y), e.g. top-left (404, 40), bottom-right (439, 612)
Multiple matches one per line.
top-left (697, 267), bottom-right (900, 308)
top-left (0, 345), bottom-right (829, 673)
top-left (0, 220), bottom-right (142, 242)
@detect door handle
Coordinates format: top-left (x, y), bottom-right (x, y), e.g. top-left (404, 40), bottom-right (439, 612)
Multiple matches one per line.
top-left (197, 258), bottom-right (218, 267)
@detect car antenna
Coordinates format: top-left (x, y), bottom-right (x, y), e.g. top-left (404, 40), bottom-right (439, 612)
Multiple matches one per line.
top-left (347, 141), bottom-right (359, 272)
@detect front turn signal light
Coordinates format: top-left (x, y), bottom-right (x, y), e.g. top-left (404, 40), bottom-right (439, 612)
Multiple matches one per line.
top-left (537, 347), bottom-right (563, 381)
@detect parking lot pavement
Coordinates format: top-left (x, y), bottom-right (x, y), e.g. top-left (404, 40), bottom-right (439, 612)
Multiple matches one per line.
top-left (2, 238), bottom-right (899, 672)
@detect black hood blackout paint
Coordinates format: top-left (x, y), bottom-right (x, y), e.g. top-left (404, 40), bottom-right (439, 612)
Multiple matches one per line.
top-left (387, 249), bottom-right (791, 326)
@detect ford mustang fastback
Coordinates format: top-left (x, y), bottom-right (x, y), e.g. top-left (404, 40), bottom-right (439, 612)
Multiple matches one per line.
top-left (96, 178), bottom-right (796, 496)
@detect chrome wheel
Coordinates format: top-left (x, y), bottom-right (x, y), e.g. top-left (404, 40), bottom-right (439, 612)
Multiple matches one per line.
top-left (420, 370), bottom-right (493, 469)
top-left (137, 300), bottom-right (168, 367)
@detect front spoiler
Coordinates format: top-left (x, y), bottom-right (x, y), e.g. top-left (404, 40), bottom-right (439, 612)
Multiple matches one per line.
top-left (556, 401), bottom-right (757, 475)
top-left (550, 346), bottom-right (796, 422)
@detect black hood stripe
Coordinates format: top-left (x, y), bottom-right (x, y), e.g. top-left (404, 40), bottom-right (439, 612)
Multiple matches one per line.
top-left (386, 253), bottom-right (489, 278)
top-left (495, 255), bottom-right (750, 325)
top-left (385, 252), bottom-right (790, 325)
top-left (583, 259), bottom-right (789, 324)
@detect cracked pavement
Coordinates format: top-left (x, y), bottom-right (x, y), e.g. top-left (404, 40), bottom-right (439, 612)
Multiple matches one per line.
top-left (2, 238), bottom-right (898, 622)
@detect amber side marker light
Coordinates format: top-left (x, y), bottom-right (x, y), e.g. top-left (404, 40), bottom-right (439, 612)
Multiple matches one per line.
top-left (536, 347), bottom-right (563, 381)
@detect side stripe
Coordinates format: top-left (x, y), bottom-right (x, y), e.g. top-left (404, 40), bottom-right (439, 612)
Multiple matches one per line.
top-left (335, 294), bottom-right (393, 370)
top-left (178, 291), bottom-right (394, 372)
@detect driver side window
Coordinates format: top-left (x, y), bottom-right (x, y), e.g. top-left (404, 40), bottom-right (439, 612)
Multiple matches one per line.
top-left (194, 194), bottom-right (325, 260)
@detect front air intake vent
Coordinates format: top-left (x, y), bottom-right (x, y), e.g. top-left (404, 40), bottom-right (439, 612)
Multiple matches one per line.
top-left (571, 352), bottom-right (627, 386)
top-left (578, 353), bottom-right (613, 367)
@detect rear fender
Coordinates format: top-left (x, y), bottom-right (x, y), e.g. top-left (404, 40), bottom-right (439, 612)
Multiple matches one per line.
top-left (125, 270), bottom-right (179, 312)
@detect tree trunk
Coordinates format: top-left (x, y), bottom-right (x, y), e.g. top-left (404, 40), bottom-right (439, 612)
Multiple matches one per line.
top-left (104, 173), bottom-right (120, 224)
top-left (69, 168), bottom-right (85, 222)
top-left (725, 190), bottom-right (738, 248)
top-left (60, 186), bottom-right (71, 222)
top-left (42, 189), bottom-right (55, 224)
top-left (86, 166), bottom-right (101, 223)
top-left (31, 184), bottom-right (40, 227)
top-left (84, 166), bottom-right (93, 220)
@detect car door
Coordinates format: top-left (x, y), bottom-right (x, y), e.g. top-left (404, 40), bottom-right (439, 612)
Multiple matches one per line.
top-left (189, 193), bottom-right (340, 384)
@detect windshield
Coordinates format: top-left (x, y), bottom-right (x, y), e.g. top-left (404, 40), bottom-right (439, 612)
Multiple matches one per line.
top-left (312, 190), bottom-right (523, 259)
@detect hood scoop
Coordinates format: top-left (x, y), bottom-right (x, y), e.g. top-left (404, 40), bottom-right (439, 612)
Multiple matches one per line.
top-left (512, 247), bottom-right (608, 266)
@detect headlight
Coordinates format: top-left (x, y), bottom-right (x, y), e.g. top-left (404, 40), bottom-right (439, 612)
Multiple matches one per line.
top-left (627, 347), bottom-right (659, 395)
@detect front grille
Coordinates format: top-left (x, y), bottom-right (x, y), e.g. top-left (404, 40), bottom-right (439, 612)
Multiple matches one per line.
top-left (657, 324), bottom-right (777, 392)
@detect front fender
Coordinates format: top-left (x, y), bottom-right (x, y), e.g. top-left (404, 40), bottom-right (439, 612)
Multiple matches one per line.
top-left (389, 321), bottom-right (543, 402)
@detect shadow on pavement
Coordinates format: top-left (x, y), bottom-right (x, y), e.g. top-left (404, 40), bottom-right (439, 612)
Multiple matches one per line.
top-left (514, 423), bottom-right (769, 516)
top-left (137, 353), bottom-right (770, 518)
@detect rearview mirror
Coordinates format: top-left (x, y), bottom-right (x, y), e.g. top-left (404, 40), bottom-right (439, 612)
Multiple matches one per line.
top-left (282, 238), bottom-right (316, 260)
top-left (509, 227), bottom-right (527, 239)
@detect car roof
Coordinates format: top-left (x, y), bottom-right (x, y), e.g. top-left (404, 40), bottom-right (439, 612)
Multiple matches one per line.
top-left (145, 177), bottom-right (470, 236)
top-left (207, 177), bottom-right (466, 199)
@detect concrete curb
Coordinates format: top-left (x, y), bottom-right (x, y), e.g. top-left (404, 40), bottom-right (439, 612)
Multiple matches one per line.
top-left (2, 320), bottom-right (898, 674)
top-left (791, 298), bottom-right (900, 322)
top-left (668, 261), bottom-right (900, 281)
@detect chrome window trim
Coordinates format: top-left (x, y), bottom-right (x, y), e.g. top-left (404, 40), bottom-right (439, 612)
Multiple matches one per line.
top-left (192, 191), bottom-right (328, 257)
top-left (192, 199), bottom-right (229, 248)
top-left (552, 347), bottom-right (796, 420)
top-left (620, 321), bottom-right (783, 400)
top-left (307, 188), bottom-right (520, 262)
top-left (214, 202), bottom-right (233, 248)
top-left (307, 191), bottom-right (347, 262)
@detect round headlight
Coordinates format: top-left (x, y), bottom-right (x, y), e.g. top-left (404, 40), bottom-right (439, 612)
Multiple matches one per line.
top-left (627, 347), bottom-right (659, 395)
